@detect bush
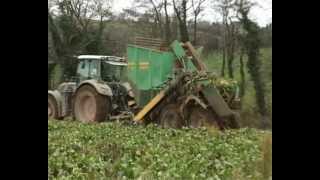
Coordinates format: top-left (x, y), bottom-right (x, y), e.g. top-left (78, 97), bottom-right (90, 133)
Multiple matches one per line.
top-left (50, 64), bottom-right (63, 89)
top-left (203, 48), bottom-right (272, 129)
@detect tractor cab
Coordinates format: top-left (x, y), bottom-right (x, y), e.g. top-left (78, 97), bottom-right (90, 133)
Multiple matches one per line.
top-left (76, 55), bottom-right (127, 83)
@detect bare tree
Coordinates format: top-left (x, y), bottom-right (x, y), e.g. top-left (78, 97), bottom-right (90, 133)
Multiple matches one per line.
top-left (149, 0), bottom-right (172, 42)
top-left (235, 0), bottom-right (269, 128)
top-left (171, 15), bottom-right (179, 40)
top-left (164, 0), bottom-right (172, 42)
top-left (173, 0), bottom-right (190, 42)
top-left (150, 0), bottom-right (164, 37)
top-left (191, 0), bottom-right (206, 45)
top-left (226, 19), bottom-right (238, 79)
top-left (87, 0), bottom-right (113, 53)
top-left (48, 0), bottom-right (113, 81)
top-left (135, 0), bottom-right (165, 38)
top-left (239, 45), bottom-right (245, 97)
top-left (213, 0), bottom-right (237, 78)
top-left (213, 0), bottom-right (229, 76)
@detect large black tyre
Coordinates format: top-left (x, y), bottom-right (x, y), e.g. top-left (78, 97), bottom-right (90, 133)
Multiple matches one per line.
top-left (48, 95), bottom-right (59, 119)
top-left (227, 112), bottom-right (241, 129)
top-left (158, 104), bottom-right (184, 128)
top-left (188, 106), bottom-right (220, 129)
top-left (73, 85), bottom-right (110, 123)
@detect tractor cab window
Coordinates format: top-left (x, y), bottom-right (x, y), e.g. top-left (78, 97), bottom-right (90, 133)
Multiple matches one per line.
top-left (90, 61), bottom-right (98, 77)
top-left (77, 60), bottom-right (89, 80)
top-left (101, 61), bottom-right (127, 82)
top-left (77, 59), bottom-right (99, 81)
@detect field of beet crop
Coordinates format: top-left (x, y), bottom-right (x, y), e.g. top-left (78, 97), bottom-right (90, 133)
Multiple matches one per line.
top-left (48, 120), bottom-right (272, 180)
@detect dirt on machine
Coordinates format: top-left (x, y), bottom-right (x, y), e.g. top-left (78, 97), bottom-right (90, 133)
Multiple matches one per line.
top-left (48, 37), bottom-right (241, 129)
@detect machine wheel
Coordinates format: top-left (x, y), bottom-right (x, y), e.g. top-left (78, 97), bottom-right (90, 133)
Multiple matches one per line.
top-left (159, 104), bottom-right (184, 128)
top-left (48, 95), bottom-right (59, 119)
top-left (226, 112), bottom-right (241, 129)
top-left (188, 106), bottom-right (220, 129)
top-left (73, 85), bottom-right (110, 123)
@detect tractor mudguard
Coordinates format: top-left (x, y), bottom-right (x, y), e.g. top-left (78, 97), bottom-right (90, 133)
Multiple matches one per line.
top-left (48, 90), bottom-right (62, 117)
top-left (121, 82), bottom-right (135, 98)
top-left (77, 80), bottom-right (113, 97)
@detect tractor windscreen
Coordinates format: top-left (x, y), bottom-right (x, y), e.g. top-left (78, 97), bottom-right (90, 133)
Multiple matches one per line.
top-left (101, 61), bottom-right (127, 82)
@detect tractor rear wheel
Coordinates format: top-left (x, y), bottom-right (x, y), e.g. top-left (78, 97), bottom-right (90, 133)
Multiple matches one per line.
top-left (48, 95), bottom-right (59, 119)
top-left (188, 106), bottom-right (220, 129)
top-left (159, 104), bottom-right (184, 128)
top-left (73, 85), bottom-right (110, 123)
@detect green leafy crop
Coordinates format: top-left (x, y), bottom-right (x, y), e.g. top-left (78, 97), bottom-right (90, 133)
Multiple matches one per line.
top-left (48, 120), bottom-right (271, 180)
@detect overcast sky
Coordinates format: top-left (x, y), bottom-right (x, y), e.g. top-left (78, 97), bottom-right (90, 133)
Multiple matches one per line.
top-left (112, 0), bottom-right (272, 27)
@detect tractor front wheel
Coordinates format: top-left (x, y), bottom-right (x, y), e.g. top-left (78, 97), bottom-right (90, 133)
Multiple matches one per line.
top-left (73, 85), bottom-right (110, 123)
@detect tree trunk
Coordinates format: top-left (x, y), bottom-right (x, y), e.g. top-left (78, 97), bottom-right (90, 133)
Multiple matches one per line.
top-left (180, 22), bottom-right (189, 42)
top-left (226, 21), bottom-right (235, 79)
top-left (171, 16), bottom-right (179, 40)
top-left (173, 0), bottom-right (190, 42)
top-left (149, 0), bottom-right (163, 38)
top-left (239, 48), bottom-right (245, 97)
top-left (221, 15), bottom-right (228, 77)
top-left (241, 15), bottom-right (268, 128)
top-left (227, 42), bottom-right (234, 79)
top-left (164, 0), bottom-right (171, 43)
top-left (193, 15), bottom-right (197, 45)
top-left (182, 0), bottom-right (189, 42)
top-left (156, 18), bottom-right (163, 38)
top-left (247, 48), bottom-right (267, 115)
top-left (221, 48), bottom-right (226, 77)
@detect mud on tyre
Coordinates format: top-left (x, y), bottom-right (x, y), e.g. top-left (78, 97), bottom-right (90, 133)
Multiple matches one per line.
top-left (73, 85), bottom-right (111, 123)
top-left (48, 95), bottom-right (59, 119)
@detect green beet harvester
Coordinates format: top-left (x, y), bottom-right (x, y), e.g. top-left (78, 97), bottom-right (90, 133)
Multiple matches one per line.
top-left (48, 37), bottom-right (240, 129)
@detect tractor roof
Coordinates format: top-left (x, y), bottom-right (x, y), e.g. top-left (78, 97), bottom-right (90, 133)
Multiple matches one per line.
top-left (77, 55), bottom-right (127, 66)
top-left (78, 55), bottom-right (121, 60)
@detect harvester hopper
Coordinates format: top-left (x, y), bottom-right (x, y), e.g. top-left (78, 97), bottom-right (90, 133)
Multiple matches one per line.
top-left (127, 38), bottom-right (240, 129)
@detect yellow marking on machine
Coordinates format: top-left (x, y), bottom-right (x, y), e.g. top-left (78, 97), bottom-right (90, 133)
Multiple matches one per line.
top-left (133, 91), bottom-right (165, 122)
top-left (139, 62), bottom-right (149, 70)
top-left (127, 62), bottom-right (136, 69)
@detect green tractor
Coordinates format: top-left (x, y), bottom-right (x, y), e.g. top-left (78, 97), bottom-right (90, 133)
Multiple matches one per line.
top-left (48, 38), bottom-right (240, 129)
top-left (48, 55), bottom-right (135, 122)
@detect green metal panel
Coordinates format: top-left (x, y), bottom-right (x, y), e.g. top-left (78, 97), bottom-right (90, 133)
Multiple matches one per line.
top-left (127, 45), bottom-right (175, 90)
top-left (185, 58), bottom-right (197, 71)
top-left (127, 44), bottom-right (176, 106)
top-left (201, 84), bottom-right (234, 117)
top-left (127, 45), bottom-right (137, 85)
top-left (156, 52), bottom-right (176, 86)
top-left (137, 47), bottom-right (150, 89)
top-left (170, 40), bottom-right (186, 59)
top-left (170, 41), bottom-right (203, 71)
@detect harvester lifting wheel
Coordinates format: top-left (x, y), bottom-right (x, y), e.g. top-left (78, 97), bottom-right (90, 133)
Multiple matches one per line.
top-left (225, 112), bottom-right (241, 129)
top-left (73, 85), bottom-right (110, 123)
top-left (159, 104), bottom-right (184, 128)
top-left (48, 95), bottom-right (59, 119)
top-left (188, 106), bottom-right (220, 129)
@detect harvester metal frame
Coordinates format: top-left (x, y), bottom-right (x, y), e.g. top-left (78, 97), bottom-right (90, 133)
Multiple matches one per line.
top-left (48, 38), bottom-right (240, 129)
